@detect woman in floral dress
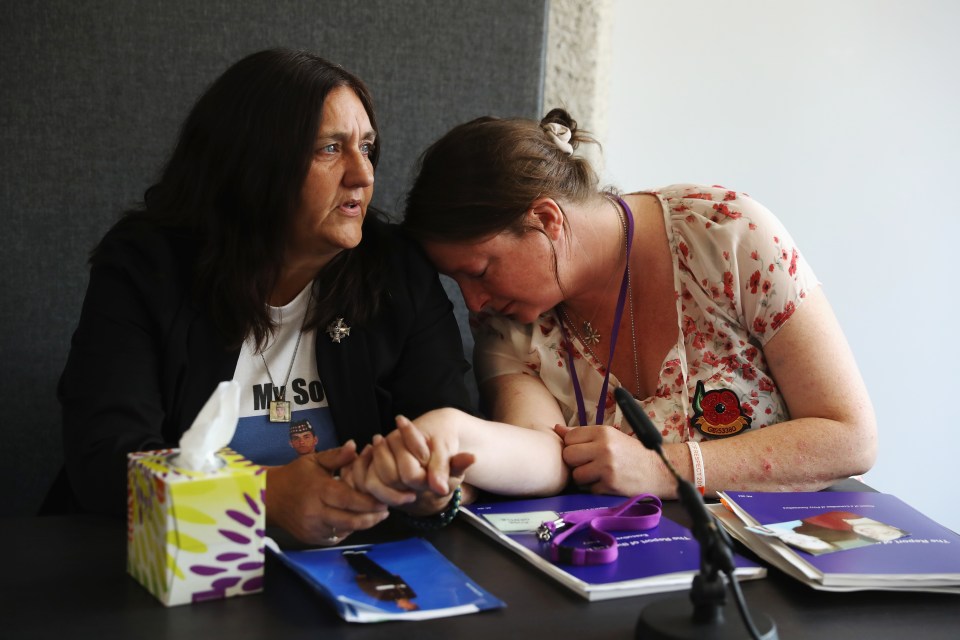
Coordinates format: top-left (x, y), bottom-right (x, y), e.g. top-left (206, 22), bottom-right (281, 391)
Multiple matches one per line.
top-left (346, 109), bottom-right (877, 506)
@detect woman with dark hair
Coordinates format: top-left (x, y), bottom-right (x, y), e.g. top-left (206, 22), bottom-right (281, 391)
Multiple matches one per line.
top-left (59, 49), bottom-right (478, 544)
top-left (349, 108), bottom-right (878, 505)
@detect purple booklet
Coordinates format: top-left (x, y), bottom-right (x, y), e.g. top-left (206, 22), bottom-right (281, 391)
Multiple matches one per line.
top-left (461, 493), bottom-right (765, 601)
top-left (715, 491), bottom-right (960, 593)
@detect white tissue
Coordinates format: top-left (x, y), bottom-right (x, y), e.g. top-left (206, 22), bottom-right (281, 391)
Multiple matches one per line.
top-left (174, 380), bottom-right (241, 472)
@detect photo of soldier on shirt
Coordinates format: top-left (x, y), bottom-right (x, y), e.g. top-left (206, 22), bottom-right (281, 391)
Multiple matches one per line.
top-left (289, 420), bottom-right (319, 456)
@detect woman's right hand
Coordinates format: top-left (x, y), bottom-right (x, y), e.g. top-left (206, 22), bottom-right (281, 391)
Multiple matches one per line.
top-left (264, 440), bottom-right (390, 546)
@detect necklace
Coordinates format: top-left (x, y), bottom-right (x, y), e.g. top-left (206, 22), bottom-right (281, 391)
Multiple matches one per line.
top-left (560, 198), bottom-right (628, 348)
top-left (558, 306), bottom-right (604, 364)
top-left (626, 264), bottom-right (641, 398)
top-left (261, 292), bottom-right (311, 423)
top-left (562, 308), bottom-right (602, 347)
top-left (580, 320), bottom-right (601, 346)
top-left (560, 280), bottom-right (639, 397)
top-left (612, 195), bottom-right (642, 398)
top-left (606, 195), bottom-right (641, 397)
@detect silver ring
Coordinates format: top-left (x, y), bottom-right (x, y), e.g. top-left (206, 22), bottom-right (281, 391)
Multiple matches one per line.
top-left (327, 526), bottom-right (338, 543)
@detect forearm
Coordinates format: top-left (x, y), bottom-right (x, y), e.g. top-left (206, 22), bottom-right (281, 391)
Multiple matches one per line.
top-left (698, 285), bottom-right (879, 494)
top-left (668, 416), bottom-right (877, 497)
top-left (416, 407), bottom-right (570, 496)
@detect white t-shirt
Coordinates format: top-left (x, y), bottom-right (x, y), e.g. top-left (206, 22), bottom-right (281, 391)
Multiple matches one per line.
top-left (229, 283), bottom-right (337, 465)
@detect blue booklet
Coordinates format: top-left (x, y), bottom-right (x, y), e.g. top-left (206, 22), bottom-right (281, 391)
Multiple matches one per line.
top-left (268, 537), bottom-right (505, 622)
top-left (714, 491), bottom-right (960, 593)
top-left (461, 493), bottom-right (765, 601)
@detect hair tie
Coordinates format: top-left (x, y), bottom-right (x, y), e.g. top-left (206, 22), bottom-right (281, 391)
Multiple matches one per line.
top-left (541, 122), bottom-right (574, 156)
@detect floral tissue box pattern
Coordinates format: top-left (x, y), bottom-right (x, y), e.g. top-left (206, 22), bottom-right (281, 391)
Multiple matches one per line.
top-left (127, 448), bottom-right (266, 606)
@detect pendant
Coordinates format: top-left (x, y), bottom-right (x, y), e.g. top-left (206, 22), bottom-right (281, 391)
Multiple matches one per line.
top-left (268, 400), bottom-right (292, 423)
top-left (326, 317), bottom-right (351, 343)
top-left (582, 321), bottom-right (601, 346)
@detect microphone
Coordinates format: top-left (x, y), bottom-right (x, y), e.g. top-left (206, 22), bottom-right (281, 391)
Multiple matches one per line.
top-left (616, 386), bottom-right (664, 452)
top-left (615, 388), bottom-right (724, 553)
top-left (615, 387), bottom-right (777, 640)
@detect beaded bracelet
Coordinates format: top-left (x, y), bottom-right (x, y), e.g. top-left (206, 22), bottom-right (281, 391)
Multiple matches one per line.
top-left (398, 485), bottom-right (462, 531)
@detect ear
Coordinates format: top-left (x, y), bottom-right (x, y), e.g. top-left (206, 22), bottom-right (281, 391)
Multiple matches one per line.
top-left (524, 197), bottom-right (565, 241)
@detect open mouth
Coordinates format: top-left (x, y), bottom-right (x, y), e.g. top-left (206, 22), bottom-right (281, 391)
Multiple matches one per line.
top-left (340, 199), bottom-right (363, 215)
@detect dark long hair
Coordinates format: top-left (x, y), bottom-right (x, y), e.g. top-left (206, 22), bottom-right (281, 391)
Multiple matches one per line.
top-left (101, 48), bottom-right (385, 350)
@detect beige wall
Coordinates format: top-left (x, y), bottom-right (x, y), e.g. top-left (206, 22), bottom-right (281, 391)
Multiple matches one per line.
top-left (604, 0), bottom-right (960, 534)
top-left (544, 0), bottom-right (613, 176)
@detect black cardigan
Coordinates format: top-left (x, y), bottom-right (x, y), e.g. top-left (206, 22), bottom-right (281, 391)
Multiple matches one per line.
top-left (58, 216), bottom-right (471, 515)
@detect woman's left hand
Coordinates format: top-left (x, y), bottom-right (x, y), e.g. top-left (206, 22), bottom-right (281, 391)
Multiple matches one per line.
top-left (554, 424), bottom-right (673, 496)
top-left (265, 440), bottom-right (391, 546)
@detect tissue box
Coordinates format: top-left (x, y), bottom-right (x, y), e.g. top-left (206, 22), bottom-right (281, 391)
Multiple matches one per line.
top-left (127, 447), bottom-right (266, 606)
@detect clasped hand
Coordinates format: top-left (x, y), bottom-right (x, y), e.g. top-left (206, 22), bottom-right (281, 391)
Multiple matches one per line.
top-left (342, 414), bottom-right (475, 516)
top-left (554, 423), bottom-right (671, 496)
top-left (267, 414), bottom-right (472, 546)
top-left (265, 440), bottom-right (388, 546)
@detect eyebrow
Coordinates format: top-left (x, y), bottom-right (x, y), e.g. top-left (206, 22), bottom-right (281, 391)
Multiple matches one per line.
top-left (315, 129), bottom-right (377, 142)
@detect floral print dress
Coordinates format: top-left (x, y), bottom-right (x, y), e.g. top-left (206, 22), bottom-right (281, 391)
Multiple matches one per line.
top-left (471, 184), bottom-right (819, 443)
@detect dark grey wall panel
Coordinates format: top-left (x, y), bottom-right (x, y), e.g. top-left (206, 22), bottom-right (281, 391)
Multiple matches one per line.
top-left (0, 0), bottom-right (548, 516)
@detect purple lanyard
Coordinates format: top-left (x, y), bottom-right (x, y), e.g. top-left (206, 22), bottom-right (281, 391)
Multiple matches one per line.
top-left (559, 197), bottom-right (635, 426)
top-left (536, 493), bottom-right (662, 565)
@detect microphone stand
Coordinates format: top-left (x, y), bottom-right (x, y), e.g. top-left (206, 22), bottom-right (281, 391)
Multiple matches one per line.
top-left (614, 388), bottom-right (777, 640)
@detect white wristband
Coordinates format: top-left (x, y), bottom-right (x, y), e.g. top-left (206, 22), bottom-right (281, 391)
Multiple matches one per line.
top-left (686, 440), bottom-right (706, 495)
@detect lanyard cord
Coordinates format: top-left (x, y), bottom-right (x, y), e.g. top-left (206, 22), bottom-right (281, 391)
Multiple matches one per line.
top-left (560, 197), bottom-right (635, 426)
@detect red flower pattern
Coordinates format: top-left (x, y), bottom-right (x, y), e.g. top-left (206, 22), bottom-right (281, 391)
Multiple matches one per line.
top-left (692, 333), bottom-right (706, 350)
top-left (749, 270), bottom-right (761, 294)
top-left (722, 271), bottom-right (735, 300)
top-left (753, 317), bottom-right (767, 335)
top-left (471, 184), bottom-right (811, 441)
top-left (771, 301), bottom-right (796, 330)
top-left (712, 202), bottom-right (742, 219)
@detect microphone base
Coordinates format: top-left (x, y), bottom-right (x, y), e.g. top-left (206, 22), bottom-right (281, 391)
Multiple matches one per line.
top-left (635, 594), bottom-right (777, 640)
